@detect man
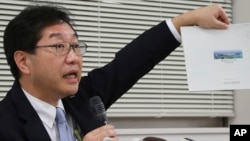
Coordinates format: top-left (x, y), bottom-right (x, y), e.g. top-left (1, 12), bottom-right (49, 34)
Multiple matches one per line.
top-left (0, 3), bottom-right (229, 141)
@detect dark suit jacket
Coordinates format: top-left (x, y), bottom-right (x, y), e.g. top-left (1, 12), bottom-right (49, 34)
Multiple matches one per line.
top-left (0, 21), bottom-right (180, 141)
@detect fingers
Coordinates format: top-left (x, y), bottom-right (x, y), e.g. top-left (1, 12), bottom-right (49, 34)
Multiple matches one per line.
top-left (212, 4), bottom-right (230, 29)
top-left (172, 4), bottom-right (230, 33)
top-left (198, 4), bottom-right (230, 29)
top-left (83, 125), bottom-right (119, 141)
top-left (218, 7), bottom-right (230, 25)
top-left (214, 18), bottom-right (229, 29)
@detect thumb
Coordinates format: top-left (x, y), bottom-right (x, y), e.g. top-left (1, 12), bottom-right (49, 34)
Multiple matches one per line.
top-left (214, 19), bottom-right (229, 29)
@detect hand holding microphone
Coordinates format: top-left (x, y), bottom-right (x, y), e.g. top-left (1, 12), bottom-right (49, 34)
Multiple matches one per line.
top-left (82, 125), bottom-right (117, 141)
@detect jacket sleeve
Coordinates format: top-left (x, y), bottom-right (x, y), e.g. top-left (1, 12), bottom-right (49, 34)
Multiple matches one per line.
top-left (82, 21), bottom-right (181, 107)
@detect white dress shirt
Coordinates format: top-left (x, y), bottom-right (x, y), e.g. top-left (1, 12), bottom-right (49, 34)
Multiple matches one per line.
top-left (23, 88), bottom-right (65, 141)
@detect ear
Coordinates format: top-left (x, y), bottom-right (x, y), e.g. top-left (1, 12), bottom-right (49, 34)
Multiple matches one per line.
top-left (14, 51), bottom-right (31, 75)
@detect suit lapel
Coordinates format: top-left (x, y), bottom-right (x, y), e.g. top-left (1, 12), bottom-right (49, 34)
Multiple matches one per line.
top-left (24, 117), bottom-right (51, 141)
top-left (10, 81), bottom-right (51, 141)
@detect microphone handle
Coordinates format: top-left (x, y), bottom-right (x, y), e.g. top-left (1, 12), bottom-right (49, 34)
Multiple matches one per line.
top-left (103, 137), bottom-right (113, 141)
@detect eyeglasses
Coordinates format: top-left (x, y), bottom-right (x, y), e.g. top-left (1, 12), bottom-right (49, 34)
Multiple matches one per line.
top-left (35, 42), bottom-right (87, 56)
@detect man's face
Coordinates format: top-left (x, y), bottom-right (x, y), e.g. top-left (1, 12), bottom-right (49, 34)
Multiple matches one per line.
top-left (26, 22), bottom-right (83, 103)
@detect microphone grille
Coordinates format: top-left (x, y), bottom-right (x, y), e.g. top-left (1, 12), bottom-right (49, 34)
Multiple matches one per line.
top-left (89, 96), bottom-right (105, 116)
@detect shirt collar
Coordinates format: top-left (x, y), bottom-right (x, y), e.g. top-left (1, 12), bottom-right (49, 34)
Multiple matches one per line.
top-left (22, 88), bottom-right (65, 128)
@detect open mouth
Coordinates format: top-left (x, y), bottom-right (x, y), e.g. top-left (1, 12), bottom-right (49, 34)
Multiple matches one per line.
top-left (63, 71), bottom-right (78, 80)
top-left (63, 73), bottom-right (77, 78)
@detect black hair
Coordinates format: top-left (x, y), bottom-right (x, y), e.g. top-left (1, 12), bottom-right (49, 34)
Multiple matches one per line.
top-left (3, 5), bottom-right (76, 80)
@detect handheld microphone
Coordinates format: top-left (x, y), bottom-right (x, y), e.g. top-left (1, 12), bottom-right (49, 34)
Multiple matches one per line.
top-left (89, 96), bottom-right (113, 141)
top-left (89, 96), bottom-right (109, 126)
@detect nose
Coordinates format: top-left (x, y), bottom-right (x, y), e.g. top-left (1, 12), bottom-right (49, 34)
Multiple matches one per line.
top-left (65, 47), bottom-right (82, 63)
top-left (67, 46), bottom-right (76, 54)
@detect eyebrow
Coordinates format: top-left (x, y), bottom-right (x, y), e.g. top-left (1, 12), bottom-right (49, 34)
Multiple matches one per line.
top-left (49, 32), bottom-right (77, 39)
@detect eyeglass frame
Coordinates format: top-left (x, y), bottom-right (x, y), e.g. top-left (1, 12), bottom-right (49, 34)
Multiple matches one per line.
top-left (35, 41), bottom-right (88, 56)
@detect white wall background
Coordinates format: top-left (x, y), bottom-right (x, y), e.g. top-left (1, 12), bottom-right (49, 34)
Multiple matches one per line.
top-left (229, 0), bottom-right (250, 125)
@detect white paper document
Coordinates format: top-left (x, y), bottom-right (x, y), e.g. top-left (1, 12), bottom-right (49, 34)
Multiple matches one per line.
top-left (181, 23), bottom-right (250, 91)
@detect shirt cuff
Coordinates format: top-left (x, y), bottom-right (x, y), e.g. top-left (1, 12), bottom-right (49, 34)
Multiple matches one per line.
top-left (166, 19), bottom-right (182, 43)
